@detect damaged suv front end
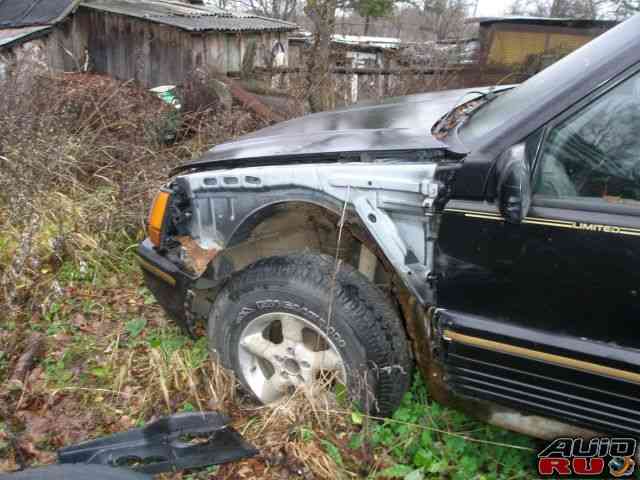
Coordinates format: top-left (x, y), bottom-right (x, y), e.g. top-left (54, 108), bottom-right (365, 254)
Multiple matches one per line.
top-left (138, 87), bottom-right (485, 335)
top-left (140, 13), bottom-right (640, 440)
top-left (137, 87), bottom-right (489, 417)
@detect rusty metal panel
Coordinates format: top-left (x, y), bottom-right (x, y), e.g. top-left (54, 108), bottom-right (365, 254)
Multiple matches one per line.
top-left (488, 30), bottom-right (547, 65)
top-left (486, 23), bottom-right (602, 66)
top-left (547, 33), bottom-right (591, 52)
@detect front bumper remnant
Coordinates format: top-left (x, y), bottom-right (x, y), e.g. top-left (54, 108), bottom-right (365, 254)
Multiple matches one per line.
top-left (137, 238), bottom-right (195, 334)
top-left (58, 412), bottom-right (258, 474)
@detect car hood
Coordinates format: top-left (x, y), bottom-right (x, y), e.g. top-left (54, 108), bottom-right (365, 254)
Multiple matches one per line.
top-left (176, 86), bottom-right (505, 173)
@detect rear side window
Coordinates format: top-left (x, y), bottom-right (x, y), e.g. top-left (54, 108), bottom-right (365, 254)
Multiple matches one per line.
top-left (533, 70), bottom-right (640, 210)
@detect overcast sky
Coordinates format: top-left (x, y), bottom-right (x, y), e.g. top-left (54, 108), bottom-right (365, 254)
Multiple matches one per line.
top-left (475, 0), bottom-right (512, 17)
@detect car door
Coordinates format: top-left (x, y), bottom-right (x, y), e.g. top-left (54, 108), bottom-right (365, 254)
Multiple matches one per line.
top-left (437, 67), bottom-right (640, 434)
top-left (508, 67), bottom-right (640, 347)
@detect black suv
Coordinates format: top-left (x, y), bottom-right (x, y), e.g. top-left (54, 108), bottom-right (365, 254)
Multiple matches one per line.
top-left (139, 14), bottom-right (640, 438)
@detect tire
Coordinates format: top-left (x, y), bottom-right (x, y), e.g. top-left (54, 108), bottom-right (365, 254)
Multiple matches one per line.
top-left (209, 253), bottom-right (413, 416)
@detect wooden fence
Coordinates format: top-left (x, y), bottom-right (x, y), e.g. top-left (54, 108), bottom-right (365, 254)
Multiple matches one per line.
top-left (253, 65), bottom-right (523, 105)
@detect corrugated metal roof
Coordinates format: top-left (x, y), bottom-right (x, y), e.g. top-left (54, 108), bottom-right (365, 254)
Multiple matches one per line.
top-left (0, 24), bottom-right (51, 47)
top-left (332, 34), bottom-right (401, 49)
top-left (82, 0), bottom-right (298, 32)
top-left (290, 31), bottom-right (402, 51)
top-left (0, 0), bottom-right (80, 28)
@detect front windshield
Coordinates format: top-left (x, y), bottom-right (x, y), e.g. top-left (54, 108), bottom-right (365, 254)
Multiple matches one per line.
top-left (459, 73), bottom-right (555, 144)
top-left (458, 17), bottom-right (637, 146)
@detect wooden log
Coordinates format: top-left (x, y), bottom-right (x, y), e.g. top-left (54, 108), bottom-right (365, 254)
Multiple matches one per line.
top-left (224, 78), bottom-right (284, 123)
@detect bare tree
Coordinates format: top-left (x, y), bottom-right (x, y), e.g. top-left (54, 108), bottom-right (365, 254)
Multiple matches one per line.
top-left (403, 0), bottom-right (471, 40)
top-left (610, 0), bottom-right (640, 18)
top-left (507, 0), bottom-right (606, 18)
top-left (304, 0), bottom-right (338, 111)
top-left (228, 0), bottom-right (298, 20)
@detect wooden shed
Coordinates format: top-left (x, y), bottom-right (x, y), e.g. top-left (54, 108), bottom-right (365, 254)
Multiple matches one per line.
top-left (0, 0), bottom-right (86, 79)
top-left (0, 0), bottom-right (297, 86)
top-left (78, 0), bottom-right (297, 86)
top-left (472, 17), bottom-right (617, 68)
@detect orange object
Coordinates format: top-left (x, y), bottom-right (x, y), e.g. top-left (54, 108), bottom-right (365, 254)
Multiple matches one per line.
top-left (148, 191), bottom-right (170, 246)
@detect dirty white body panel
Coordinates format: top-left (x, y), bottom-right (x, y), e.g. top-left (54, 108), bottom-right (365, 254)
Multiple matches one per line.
top-left (180, 162), bottom-right (442, 303)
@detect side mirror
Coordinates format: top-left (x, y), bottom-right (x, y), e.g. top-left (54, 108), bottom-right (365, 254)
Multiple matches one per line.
top-left (497, 144), bottom-right (531, 224)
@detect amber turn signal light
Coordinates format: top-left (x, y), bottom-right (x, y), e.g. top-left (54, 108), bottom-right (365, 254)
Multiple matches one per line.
top-left (148, 191), bottom-right (170, 246)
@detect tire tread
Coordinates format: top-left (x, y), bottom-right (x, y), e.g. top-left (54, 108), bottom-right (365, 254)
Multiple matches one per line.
top-left (212, 253), bottom-right (413, 415)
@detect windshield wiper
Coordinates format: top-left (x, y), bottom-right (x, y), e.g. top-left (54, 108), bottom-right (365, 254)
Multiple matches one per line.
top-left (432, 91), bottom-right (498, 139)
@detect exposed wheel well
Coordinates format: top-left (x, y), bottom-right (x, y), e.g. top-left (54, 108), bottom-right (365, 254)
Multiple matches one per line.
top-left (191, 202), bottom-right (420, 360)
top-left (225, 201), bottom-right (395, 296)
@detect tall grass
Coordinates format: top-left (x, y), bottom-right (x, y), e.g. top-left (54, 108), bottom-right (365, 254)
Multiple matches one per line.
top-left (0, 70), bottom-right (357, 478)
top-left (0, 70), bottom-right (259, 319)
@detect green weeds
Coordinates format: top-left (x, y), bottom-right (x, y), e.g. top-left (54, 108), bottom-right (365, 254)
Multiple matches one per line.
top-left (3, 238), bottom-right (541, 479)
top-left (371, 375), bottom-right (534, 479)
top-left (125, 318), bottom-right (147, 338)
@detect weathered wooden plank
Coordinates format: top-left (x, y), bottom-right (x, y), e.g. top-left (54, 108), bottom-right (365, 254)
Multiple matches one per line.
top-left (254, 65), bottom-right (466, 75)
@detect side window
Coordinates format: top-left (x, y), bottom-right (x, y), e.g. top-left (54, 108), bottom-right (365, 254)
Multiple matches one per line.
top-left (533, 70), bottom-right (640, 209)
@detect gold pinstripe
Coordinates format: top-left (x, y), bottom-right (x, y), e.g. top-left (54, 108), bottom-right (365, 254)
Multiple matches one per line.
top-left (444, 208), bottom-right (640, 237)
top-left (464, 213), bottom-right (504, 221)
top-left (443, 329), bottom-right (640, 385)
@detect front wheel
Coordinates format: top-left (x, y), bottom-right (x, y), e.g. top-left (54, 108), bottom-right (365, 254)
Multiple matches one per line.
top-left (209, 253), bottom-right (412, 416)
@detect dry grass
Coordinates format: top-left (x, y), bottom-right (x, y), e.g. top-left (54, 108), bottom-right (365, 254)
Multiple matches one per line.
top-left (0, 70), bottom-right (359, 479)
top-left (0, 68), bottom-right (266, 317)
